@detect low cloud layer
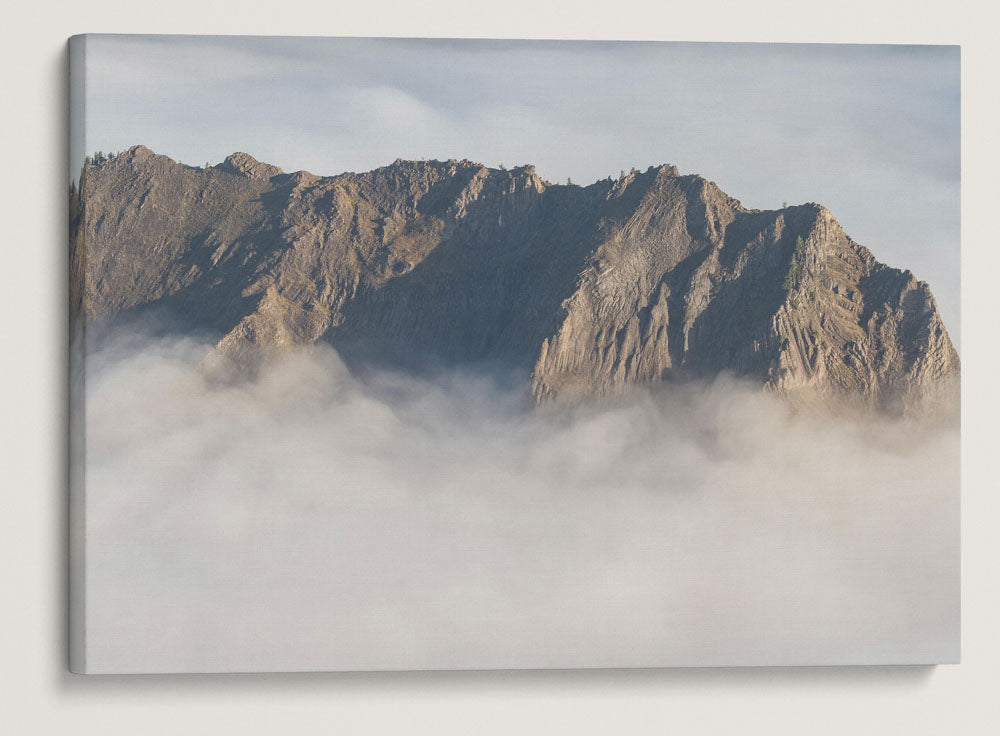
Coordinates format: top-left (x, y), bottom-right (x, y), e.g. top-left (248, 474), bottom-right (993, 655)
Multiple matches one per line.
top-left (82, 336), bottom-right (959, 672)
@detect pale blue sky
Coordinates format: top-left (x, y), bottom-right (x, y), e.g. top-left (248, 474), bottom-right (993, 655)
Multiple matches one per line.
top-left (76, 35), bottom-right (960, 346)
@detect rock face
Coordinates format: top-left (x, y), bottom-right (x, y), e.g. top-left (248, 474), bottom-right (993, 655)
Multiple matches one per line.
top-left (71, 145), bottom-right (959, 415)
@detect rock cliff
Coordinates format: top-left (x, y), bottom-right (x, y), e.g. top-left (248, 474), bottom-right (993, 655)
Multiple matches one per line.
top-left (70, 145), bottom-right (959, 415)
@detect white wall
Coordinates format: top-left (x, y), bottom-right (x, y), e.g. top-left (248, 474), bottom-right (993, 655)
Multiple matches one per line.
top-left (2, 1), bottom-right (998, 733)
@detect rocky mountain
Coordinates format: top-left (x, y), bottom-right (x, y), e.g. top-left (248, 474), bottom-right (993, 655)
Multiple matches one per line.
top-left (70, 145), bottom-right (959, 415)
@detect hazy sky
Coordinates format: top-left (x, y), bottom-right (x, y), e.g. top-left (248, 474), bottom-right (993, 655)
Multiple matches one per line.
top-left (77, 35), bottom-right (960, 345)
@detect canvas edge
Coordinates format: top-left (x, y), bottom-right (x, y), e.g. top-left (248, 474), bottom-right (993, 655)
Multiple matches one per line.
top-left (68, 32), bottom-right (88, 675)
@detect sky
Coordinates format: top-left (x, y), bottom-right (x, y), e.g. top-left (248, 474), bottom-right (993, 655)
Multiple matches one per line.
top-left (76, 35), bottom-right (960, 346)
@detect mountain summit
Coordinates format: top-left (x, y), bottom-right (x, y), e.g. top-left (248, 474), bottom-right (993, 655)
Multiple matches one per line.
top-left (70, 146), bottom-right (959, 415)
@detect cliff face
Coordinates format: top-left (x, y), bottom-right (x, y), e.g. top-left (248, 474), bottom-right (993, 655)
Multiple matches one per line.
top-left (71, 145), bottom-right (959, 415)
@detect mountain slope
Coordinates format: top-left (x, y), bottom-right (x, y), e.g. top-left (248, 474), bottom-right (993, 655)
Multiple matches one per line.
top-left (70, 145), bottom-right (959, 415)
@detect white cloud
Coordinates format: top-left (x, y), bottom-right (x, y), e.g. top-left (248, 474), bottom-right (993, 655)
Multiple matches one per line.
top-left (82, 337), bottom-right (959, 672)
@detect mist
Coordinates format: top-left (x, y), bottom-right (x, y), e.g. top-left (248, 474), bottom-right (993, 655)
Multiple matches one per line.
top-left (82, 335), bottom-right (959, 672)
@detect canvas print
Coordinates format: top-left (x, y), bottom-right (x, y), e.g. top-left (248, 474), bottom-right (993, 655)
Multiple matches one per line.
top-left (68, 35), bottom-right (960, 673)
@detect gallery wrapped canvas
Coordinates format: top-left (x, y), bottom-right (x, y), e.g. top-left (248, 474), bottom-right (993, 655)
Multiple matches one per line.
top-left (68, 35), bottom-right (960, 673)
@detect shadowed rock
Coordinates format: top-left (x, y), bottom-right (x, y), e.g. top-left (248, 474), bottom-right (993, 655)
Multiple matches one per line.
top-left (70, 146), bottom-right (959, 416)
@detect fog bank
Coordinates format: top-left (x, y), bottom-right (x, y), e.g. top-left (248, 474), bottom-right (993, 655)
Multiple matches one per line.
top-left (82, 337), bottom-right (959, 672)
